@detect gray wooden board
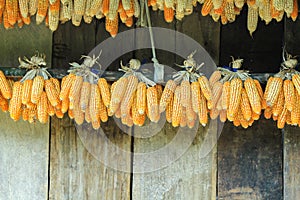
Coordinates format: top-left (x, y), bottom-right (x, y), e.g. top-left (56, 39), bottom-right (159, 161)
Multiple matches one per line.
top-left (283, 16), bottom-right (300, 200)
top-left (218, 119), bottom-right (283, 200)
top-left (49, 116), bottom-right (132, 200)
top-left (0, 18), bottom-right (52, 68)
top-left (132, 10), bottom-right (219, 200)
top-left (284, 126), bottom-right (300, 199)
top-left (0, 112), bottom-right (49, 200)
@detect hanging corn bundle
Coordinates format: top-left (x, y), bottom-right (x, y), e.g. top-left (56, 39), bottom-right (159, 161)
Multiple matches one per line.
top-left (109, 58), bottom-right (158, 127)
top-left (159, 51), bottom-right (212, 128)
top-left (60, 52), bottom-right (110, 130)
top-left (0, 70), bottom-right (12, 113)
top-left (208, 57), bottom-right (265, 128)
top-left (263, 52), bottom-right (300, 129)
top-left (9, 53), bottom-right (60, 123)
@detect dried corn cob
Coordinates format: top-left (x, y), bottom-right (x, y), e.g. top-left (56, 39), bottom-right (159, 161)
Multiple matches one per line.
top-left (79, 82), bottom-right (91, 111)
top-left (247, 4), bottom-right (258, 36)
top-left (159, 80), bottom-right (176, 113)
top-left (166, 93), bottom-right (173, 123)
top-left (147, 86), bottom-right (160, 122)
top-left (110, 77), bottom-right (128, 114)
top-left (272, 88), bottom-right (284, 116)
top-left (172, 86), bottom-right (182, 127)
top-left (9, 81), bottom-right (23, 121)
top-left (241, 88), bottom-right (252, 121)
top-left (264, 106), bottom-right (272, 119)
top-left (211, 81), bottom-right (223, 108)
top-left (98, 78), bottom-right (111, 107)
top-left (201, 0), bottom-right (213, 16)
top-left (120, 75), bottom-right (138, 117)
top-left (277, 106), bottom-right (288, 129)
top-left (31, 76), bottom-right (44, 104)
top-left (136, 82), bottom-right (147, 114)
top-left (37, 91), bottom-right (48, 123)
top-left (198, 76), bottom-right (212, 108)
top-left (45, 79), bottom-right (60, 107)
top-left (180, 80), bottom-right (191, 108)
top-left (190, 81), bottom-right (201, 113)
top-left (36, 0), bottom-right (49, 24)
top-left (292, 74), bottom-right (300, 95)
top-left (198, 90), bottom-right (208, 126)
top-left (291, 93), bottom-right (300, 125)
top-left (89, 84), bottom-right (101, 123)
top-left (164, 3), bottom-right (174, 22)
top-left (244, 78), bottom-right (261, 114)
top-left (221, 81), bottom-right (230, 110)
top-left (0, 71), bottom-right (12, 99)
top-left (209, 70), bottom-right (222, 87)
top-left (265, 77), bottom-right (283, 106)
top-left (227, 78), bottom-right (242, 120)
top-left (60, 73), bottom-right (75, 100)
top-left (283, 79), bottom-right (295, 112)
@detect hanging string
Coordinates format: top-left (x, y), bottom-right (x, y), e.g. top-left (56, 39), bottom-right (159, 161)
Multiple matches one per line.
top-left (144, 0), bottom-right (164, 83)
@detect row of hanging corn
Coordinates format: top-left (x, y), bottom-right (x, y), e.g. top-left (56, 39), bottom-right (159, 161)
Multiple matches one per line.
top-left (0, 52), bottom-right (300, 130)
top-left (0, 0), bottom-right (298, 36)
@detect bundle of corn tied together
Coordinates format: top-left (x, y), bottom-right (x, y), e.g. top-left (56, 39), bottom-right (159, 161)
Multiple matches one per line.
top-left (8, 53), bottom-right (61, 123)
top-left (59, 52), bottom-right (112, 130)
top-left (209, 57), bottom-right (265, 128)
top-left (0, 0), bottom-right (140, 37)
top-left (109, 58), bottom-right (160, 127)
top-left (263, 53), bottom-right (300, 129)
top-left (159, 51), bottom-right (212, 128)
top-left (0, 70), bottom-right (12, 113)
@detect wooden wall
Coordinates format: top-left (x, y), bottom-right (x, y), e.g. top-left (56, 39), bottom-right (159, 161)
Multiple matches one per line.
top-left (0, 6), bottom-right (300, 200)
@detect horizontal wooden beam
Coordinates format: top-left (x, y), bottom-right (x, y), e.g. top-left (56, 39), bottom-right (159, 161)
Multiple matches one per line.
top-left (0, 67), bottom-right (274, 83)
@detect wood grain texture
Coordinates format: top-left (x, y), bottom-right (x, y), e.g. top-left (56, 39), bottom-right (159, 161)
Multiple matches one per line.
top-left (0, 18), bottom-right (52, 68)
top-left (49, 116), bottom-right (132, 200)
top-left (218, 119), bottom-right (283, 200)
top-left (0, 112), bottom-right (49, 200)
top-left (132, 121), bottom-right (219, 200)
top-left (284, 126), bottom-right (300, 199)
top-left (52, 20), bottom-right (96, 70)
top-left (132, 10), bottom-right (219, 200)
top-left (220, 8), bottom-right (284, 73)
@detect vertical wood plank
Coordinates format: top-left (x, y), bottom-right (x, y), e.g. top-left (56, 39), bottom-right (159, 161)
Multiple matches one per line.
top-left (49, 116), bottom-right (132, 200)
top-left (284, 126), bottom-right (300, 199)
top-left (283, 17), bottom-right (300, 200)
top-left (0, 112), bottom-right (49, 200)
top-left (218, 11), bottom-right (284, 199)
top-left (218, 119), bottom-right (283, 199)
top-left (132, 10), bottom-right (220, 199)
top-left (50, 21), bottom-right (132, 199)
top-left (52, 21), bottom-right (97, 69)
top-left (0, 23), bottom-right (51, 200)
top-left (0, 20), bottom-right (52, 67)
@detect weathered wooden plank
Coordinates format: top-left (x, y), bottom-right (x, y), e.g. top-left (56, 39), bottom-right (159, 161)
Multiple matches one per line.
top-left (0, 112), bottom-right (49, 200)
top-left (220, 8), bottom-right (284, 73)
top-left (283, 17), bottom-right (300, 200)
top-left (0, 22), bottom-right (51, 200)
top-left (218, 119), bottom-right (283, 199)
top-left (132, 10), bottom-right (219, 199)
top-left (284, 126), bottom-right (300, 199)
top-left (52, 20), bottom-right (96, 70)
top-left (0, 20), bottom-right (52, 68)
top-left (49, 116), bottom-right (132, 199)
